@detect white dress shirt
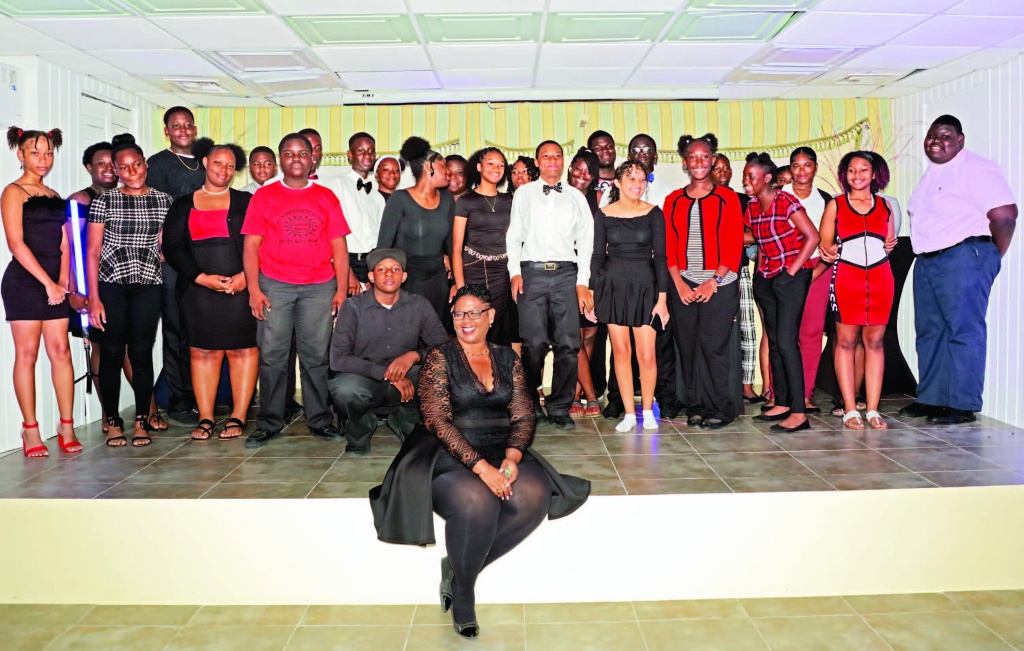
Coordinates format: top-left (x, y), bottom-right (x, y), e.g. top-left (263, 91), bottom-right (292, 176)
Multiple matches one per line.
top-left (325, 168), bottom-right (386, 255)
top-left (507, 179), bottom-right (594, 287)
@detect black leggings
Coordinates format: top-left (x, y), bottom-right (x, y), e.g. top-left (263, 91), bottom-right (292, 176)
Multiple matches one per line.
top-left (432, 459), bottom-right (552, 623)
top-left (98, 282), bottom-right (161, 421)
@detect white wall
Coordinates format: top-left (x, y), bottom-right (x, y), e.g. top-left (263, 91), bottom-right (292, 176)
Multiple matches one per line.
top-left (891, 54), bottom-right (1024, 428)
top-left (0, 56), bottom-right (160, 453)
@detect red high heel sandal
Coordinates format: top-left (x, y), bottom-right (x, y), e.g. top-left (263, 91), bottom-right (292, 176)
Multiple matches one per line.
top-left (21, 422), bottom-right (48, 458)
top-left (57, 418), bottom-right (82, 454)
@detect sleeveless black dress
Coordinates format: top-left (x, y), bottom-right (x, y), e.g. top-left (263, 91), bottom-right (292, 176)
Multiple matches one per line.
top-left (2, 194), bottom-right (68, 321)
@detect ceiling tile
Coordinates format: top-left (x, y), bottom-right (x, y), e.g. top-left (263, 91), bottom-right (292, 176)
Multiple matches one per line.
top-left (688, 0), bottom-right (816, 7)
top-left (727, 67), bottom-right (822, 83)
top-left (437, 68), bottom-right (534, 89)
top-left (549, 0), bottom-right (682, 9)
top-left (810, 69), bottom-right (910, 85)
top-left (136, 91), bottom-right (190, 107)
top-left (841, 45), bottom-right (980, 69)
top-left (270, 90), bottom-right (347, 106)
top-left (287, 15), bottom-right (418, 46)
top-left (0, 17), bottom-right (75, 53)
top-left (774, 12), bottom-right (929, 46)
top-left (427, 43), bottom-right (537, 70)
top-left (813, 0), bottom-right (960, 11)
top-left (313, 45), bottom-right (429, 72)
top-left (890, 67), bottom-right (970, 87)
top-left (338, 70), bottom-right (441, 90)
top-left (118, 0), bottom-right (265, 15)
top-left (891, 15), bottom-right (1024, 47)
top-left (752, 46), bottom-right (860, 68)
top-left (666, 11), bottom-right (798, 41)
top-left (0, 0), bottom-right (126, 16)
top-left (535, 66), bottom-right (633, 87)
top-left (418, 13), bottom-right (542, 43)
top-left (864, 85), bottom-right (923, 97)
top-left (22, 17), bottom-right (186, 50)
top-left (178, 94), bottom-right (277, 107)
top-left (944, 47), bottom-right (1023, 70)
top-left (949, 0), bottom-right (1024, 16)
top-left (40, 52), bottom-right (130, 77)
top-left (538, 43), bottom-right (650, 68)
top-left (545, 12), bottom-right (672, 43)
top-left (409, 0), bottom-right (547, 11)
top-left (643, 42), bottom-right (765, 66)
top-left (718, 83), bottom-right (798, 99)
top-left (628, 66), bottom-right (732, 85)
top-left (150, 15), bottom-right (303, 49)
top-left (90, 48), bottom-right (225, 76)
top-left (257, 72), bottom-right (341, 96)
top-left (261, 0), bottom-right (407, 14)
top-left (92, 74), bottom-right (169, 94)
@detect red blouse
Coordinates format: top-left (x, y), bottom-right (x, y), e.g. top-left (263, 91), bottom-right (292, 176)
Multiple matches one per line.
top-left (663, 185), bottom-right (744, 274)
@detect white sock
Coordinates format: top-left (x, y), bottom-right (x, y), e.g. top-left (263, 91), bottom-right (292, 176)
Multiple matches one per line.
top-left (642, 410), bottom-right (658, 430)
top-left (615, 414), bottom-right (637, 432)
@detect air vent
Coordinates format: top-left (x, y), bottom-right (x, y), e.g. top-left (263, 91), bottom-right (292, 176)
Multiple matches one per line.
top-left (166, 79), bottom-right (226, 93)
top-left (836, 72), bottom-right (905, 85)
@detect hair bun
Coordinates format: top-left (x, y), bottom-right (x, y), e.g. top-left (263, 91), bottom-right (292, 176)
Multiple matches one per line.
top-left (400, 136), bottom-right (432, 163)
top-left (111, 133), bottom-right (136, 148)
top-left (702, 133), bottom-right (718, 150)
top-left (192, 137), bottom-right (215, 161)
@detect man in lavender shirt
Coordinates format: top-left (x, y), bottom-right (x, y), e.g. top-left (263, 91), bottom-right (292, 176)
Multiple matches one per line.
top-left (900, 115), bottom-right (1018, 425)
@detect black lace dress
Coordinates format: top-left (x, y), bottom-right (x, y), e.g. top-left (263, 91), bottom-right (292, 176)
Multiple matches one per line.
top-left (420, 341), bottom-right (535, 477)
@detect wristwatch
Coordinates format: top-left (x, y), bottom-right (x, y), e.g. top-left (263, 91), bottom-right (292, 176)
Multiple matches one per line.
top-left (713, 275), bottom-right (725, 285)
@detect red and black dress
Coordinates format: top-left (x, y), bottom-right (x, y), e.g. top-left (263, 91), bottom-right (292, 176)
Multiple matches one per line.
top-left (830, 194), bottom-right (894, 326)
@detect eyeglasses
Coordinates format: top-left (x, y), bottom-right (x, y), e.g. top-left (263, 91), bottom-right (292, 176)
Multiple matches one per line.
top-left (629, 145), bottom-right (653, 154)
top-left (452, 307), bottom-right (490, 320)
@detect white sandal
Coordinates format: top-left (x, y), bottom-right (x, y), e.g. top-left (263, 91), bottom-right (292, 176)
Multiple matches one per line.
top-left (842, 410), bottom-right (865, 430)
top-left (865, 410), bottom-right (888, 429)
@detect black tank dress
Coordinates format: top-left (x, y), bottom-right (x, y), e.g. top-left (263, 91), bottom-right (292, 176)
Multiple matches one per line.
top-left (2, 193), bottom-right (68, 321)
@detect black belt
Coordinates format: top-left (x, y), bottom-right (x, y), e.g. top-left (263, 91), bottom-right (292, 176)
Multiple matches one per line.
top-left (920, 235), bottom-right (993, 259)
top-left (522, 261), bottom-right (577, 272)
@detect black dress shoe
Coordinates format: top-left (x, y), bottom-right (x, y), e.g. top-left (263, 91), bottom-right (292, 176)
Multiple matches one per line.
top-left (804, 406), bottom-right (822, 414)
top-left (453, 620), bottom-right (480, 639)
top-left (760, 403), bottom-right (776, 413)
top-left (309, 424), bottom-right (343, 441)
top-left (602, 402), bottom-right (625, 419)
top-left (898, 402), bottom-right (945, 418)
top-left (687, 415), bottom-right (704, 427)
top-left (745, 394), bottom-right (768, 404)
top-left (770, 420), bottom-right (811, 433)
top-left (659, 402), bottom-right (681, 419)
top-left (927, 408), bottom-right (976, 425)
top-left (548, 414), bottom-right (576, 430)
top-left (700, 418), bottom-right (730, 430)
top-left (754, 411), bottom-right (791, 422)
top-left (244, 427), bottom-right (280, 448)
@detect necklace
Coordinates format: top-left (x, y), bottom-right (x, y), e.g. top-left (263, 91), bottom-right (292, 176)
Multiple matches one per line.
top-left (169, 148), bottom-right (199, 172)
top-left (464, 346), bottom-right (489, 358)
top-left (482, 195), bottom-right (498, 213)
top-left (201, 185), bottom-right (229, 195)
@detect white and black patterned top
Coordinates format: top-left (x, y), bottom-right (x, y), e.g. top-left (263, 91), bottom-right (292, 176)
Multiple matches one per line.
top-left (88, 188), bottom-right (172, 285)
top-left (682, 201), bottom-right (737, 286)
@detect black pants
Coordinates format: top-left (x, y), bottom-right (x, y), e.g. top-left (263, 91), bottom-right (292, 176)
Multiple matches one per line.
top-left (606, 323), bottom-right (677, 410)
top-left (349, 253), bottom-right (369, 284)
top-left (672, 279), bottom-right (741, 422)
top-left (97, 282), bottom-right (161, 420)
top-left (157, 262), bottom-right (194, 412)
top-left (432, 460), bottom-right (551, 624)
top-left (752, 268), bottom-right (812, 414)
top-left (329, 368), bottom-right (420, 451)
top-left (519, 265), bottom-right (580, 416)
top-left (589, 323), bottom-right (608, 396)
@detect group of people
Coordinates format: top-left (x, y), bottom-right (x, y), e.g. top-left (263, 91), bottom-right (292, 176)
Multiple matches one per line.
top-left (2, 109), bottom-right (1016, 639)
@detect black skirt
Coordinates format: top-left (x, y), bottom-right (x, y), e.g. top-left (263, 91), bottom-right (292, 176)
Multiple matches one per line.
top-left (593, 257), bottom-right (658, 328)
top-left (179, 239), bottom-right (256, 350)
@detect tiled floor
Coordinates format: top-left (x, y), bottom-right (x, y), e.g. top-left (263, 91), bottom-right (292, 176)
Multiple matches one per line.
top-left (0, 394), bottom-right (1022, 499)
top-left (1, 591), bottom-right (1022, 650)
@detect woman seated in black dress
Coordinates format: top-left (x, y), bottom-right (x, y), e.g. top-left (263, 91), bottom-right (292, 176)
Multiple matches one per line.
top-left (369, 285), bottom-right (589, 639)
top-left (163, 141), bottom-right (257, 441)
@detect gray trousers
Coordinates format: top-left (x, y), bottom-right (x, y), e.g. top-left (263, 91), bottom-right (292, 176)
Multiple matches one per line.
top-left (256, 274), bottom-right (336, 432)
top-left (329, 367), bottom-right (421, 451)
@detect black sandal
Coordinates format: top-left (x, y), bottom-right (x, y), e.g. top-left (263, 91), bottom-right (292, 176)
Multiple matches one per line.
top-left (104, 416), bottom-right (127, 447)
top-left (218, 417), bottom-right (245, 440)
top-left (147, 411), bottom-right (169, 431)
top-left (191, 419), bottom-right (216, 441)
top-left (132, 415), bottom-right (154, 447)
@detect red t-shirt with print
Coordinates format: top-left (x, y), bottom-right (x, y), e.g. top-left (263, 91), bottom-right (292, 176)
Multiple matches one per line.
top-left (242, 180), bottom-right (351, 285)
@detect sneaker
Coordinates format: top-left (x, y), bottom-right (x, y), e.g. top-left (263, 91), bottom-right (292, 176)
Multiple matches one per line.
top-left (244, 427), bottom-right (280, 449)
top-left (310, 424), bottom-right (344, 441)
top-left (547, 414), bottom-right (576, 430)
top-left (165, 407), bottom-right (199, 427)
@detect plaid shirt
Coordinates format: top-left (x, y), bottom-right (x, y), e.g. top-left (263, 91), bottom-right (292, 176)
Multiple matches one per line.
top-left (88, 188), bottom-right (172, 285)
top-left (744, 190), bottom-right (805, 279)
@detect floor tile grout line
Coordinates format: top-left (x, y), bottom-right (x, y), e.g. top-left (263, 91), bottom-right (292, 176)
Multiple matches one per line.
top-left (280, 605), bottom-right (309, 650)
top-left (628, 600), bottom-right (651, 651)
top-left (842, 596), bottom-right (897, 651)
top-left (967, 610), bottom-right (1018, 650)
top-left (41, 604), bottom-right (99, 651)
top-left (305, 455), bottom-right (345, 499)
top-left (745, 611), bottom-right (776, 650)
top-left (599, 433), bottom-right (631, 495)
top-left (675, 429), bottom-right (736, 493)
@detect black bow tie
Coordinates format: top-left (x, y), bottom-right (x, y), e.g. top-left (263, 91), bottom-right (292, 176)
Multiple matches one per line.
top-left (543, 182), bottom-right (562, 195)
top-left (357, 178), bottom-right (373, 194)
